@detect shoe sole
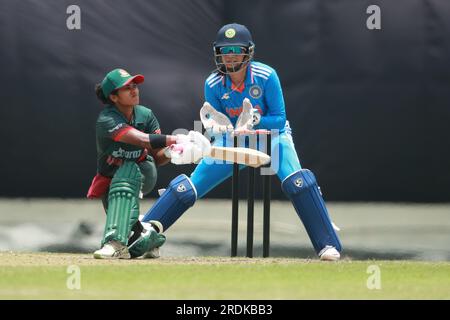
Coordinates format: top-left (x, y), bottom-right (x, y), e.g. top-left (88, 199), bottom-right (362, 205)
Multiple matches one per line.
top-left (142, 248), bottom-right (160, 259)
top-left (320, 255), bottom-right (340, 261)
top-left (93, 252), bottom-right (131, 259)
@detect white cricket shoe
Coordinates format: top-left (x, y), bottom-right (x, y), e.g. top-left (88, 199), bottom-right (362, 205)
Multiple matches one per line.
top-left (93, 240), bottom-right (131, 259)
top-left (319, 246), bottom-right (340, 261)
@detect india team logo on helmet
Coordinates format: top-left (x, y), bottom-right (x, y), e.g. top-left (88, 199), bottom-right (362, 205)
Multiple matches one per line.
top-left (249, 85), bottom-right (262, 99)
top-left (295, 178), bottom-right (303, 188)
top-left (225, 28), bottom-right (236, 38)
top-left (177, 184), bottom-right (187, 192)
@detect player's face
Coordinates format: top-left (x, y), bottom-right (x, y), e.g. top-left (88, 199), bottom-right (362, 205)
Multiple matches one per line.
top-left (220, 47), bottom-right (246, 72)
top-left (222, 54), bottom-right (245, 72)
top-left (115, 82), bottom-right (139, 106)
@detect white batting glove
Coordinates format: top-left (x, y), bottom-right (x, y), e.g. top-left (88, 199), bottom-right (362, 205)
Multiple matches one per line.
top-left (188, 131), bottom-right (212, 155)
top-left (175, 133), bottom-right (190, 145)
top-left (169, 131), bottom-right (211, 165)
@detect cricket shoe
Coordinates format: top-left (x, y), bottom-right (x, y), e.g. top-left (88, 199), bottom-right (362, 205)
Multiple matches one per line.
top-left (143, 220), bottom-right (165, 259)
top-left (93, 240), bottom-right (131, 259)
top-left (319, 246), bottom-right (340, 261)
top-left (143, 247), bottom-right (161, 259)
top-left (129, 220), bottom-right (165, 259)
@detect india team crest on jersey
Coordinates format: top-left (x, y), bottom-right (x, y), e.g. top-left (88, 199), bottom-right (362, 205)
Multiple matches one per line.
top-left (118, 69), bottom-right (130, 77)
top-left (249, 85), bottom-right (262, 99)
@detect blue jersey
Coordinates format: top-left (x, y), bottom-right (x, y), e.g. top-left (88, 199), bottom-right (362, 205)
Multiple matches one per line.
top-left (204, 61), bottom-right (287, 132)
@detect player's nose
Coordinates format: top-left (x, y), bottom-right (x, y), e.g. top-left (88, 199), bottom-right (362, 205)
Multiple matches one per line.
top-left (224, 55), bottom-right (238, 61)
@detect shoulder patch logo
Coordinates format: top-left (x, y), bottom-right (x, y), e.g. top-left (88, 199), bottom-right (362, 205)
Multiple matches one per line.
top-left (221, 93), bottom-right (230, 100)
top-left (225, 28), bottom-right (236, 38)
top-left (249, 85), bottom-right (262, 99)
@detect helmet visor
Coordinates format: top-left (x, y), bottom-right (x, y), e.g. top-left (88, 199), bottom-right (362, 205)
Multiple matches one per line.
top-left (219, 46), bottom-right (247, 55)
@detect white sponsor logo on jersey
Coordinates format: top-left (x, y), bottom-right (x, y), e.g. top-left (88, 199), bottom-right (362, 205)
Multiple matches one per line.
top-left (111, 147), bottom-right (142, 159)
top-left (108, 123), bottom-right (124, 133)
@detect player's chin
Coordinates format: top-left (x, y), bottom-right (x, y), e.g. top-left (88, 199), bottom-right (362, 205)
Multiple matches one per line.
top-left (131, 96), bottom-right (139, 105)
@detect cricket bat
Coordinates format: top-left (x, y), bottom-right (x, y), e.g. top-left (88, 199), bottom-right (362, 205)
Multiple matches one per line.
top-left (209, 146), bottom-right (271, 168)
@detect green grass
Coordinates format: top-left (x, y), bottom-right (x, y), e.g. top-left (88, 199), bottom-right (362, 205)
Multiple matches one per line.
top-left (0, 254), bottom-right (449, 299)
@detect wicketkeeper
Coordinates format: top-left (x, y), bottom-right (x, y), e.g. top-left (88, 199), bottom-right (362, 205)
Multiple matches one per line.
top-left (141, 24), bottom-right (343, 260)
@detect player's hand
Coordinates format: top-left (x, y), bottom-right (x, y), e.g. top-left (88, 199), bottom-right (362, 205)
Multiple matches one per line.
top-left (200, 102), bottom-right (234, 134)
top-left (187, 130), bottom-right (211, 155)
top-left (169, 131), bottom-right (211, 165)
top-left (235, 98), bottom-right (261, 132)
top-left (252, 109), bottom-right (261, 126)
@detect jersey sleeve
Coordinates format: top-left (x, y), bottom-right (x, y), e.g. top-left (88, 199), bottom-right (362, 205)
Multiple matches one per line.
top-left (257, 70), bottom-right (287, 130)
top-left (204, 78), bottom-right (222, 112)
top-left (96, 113), bottom-right (132, 141)
top-left (146, 110), bottom-right (161, 134)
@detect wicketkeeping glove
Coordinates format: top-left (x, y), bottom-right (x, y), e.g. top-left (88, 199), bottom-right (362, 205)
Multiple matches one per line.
top-left (200, 102), bottom-right (234, 134)
top-left (235, 98), bottom-right (261, 132)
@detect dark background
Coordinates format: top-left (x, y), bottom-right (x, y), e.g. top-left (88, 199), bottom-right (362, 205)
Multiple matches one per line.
top-left (0, 0), bottom-right (449, 202)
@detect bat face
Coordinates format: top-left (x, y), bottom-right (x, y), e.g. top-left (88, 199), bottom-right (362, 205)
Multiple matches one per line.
top-left (209, 146), bottom-right (270, 168)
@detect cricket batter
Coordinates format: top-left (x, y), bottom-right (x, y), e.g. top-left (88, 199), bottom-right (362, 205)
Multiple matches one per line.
top-left (88, 68), bottom-right (211, 259)
top-left (141, 23), bottom-right (342, 260)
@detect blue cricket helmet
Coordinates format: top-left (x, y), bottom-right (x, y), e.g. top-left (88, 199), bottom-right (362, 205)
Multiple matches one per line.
top-left (214, 23), bottom-right (254, 47)
top-left (213, 23), bottom-right (255, 74)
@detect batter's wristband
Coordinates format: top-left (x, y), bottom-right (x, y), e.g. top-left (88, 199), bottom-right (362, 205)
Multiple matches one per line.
top-left (148, 134), bottom-right (167, 149)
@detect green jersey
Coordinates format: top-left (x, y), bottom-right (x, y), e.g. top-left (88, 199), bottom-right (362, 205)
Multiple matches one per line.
top-left (95, 104), bottom-right (160, 177)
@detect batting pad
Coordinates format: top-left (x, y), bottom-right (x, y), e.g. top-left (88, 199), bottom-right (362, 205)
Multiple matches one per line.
top-left (282, 169), bottom-right (342, 254)
top-left (141, 174), bottom-right (197, 231)
top-left (102, 161), bottom-right (142, 246)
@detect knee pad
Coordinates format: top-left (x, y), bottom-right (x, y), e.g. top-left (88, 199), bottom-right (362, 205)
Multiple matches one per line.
top-left (141, 174), bottom-right (197, 231)
top-left (102, 161), bottom-right (142, 245)
top-left (282, 169), bottom-right (342, 254)
top-left (138, 159), bottom-right (157, 196)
